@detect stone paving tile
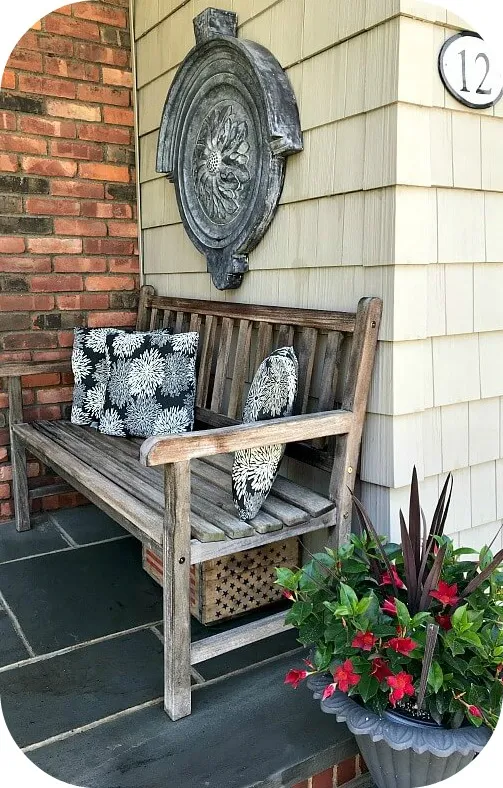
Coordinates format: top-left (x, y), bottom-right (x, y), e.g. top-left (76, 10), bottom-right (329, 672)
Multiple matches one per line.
top-left (0, 629), bottom-right (163, 748)
top-left (0, 539), bottom-right (162, 654)
top-left (0, 608), bottom-right (29, 667)
top-left (50, 505), bottom-right (126, 545)
top-left (0, 516), bottom-right (68, 564)
top-left (29, 652), bottom-right (357, 788)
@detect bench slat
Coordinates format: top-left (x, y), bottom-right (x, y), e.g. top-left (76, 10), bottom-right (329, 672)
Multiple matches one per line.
top-left (210, 317), bottom-right (233, 413)
top-left (228, 319), bottom-right (252, 419)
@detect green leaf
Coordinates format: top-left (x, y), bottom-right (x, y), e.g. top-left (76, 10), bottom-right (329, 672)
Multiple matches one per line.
top-left (357, 674), bottom-right (380, 703)
top-left (412, 612), bottom-right (433, 627)
top-left (286, 601), bottom-right (313, 627)
top-left (340, 583), bottom-right (358, 614)
top-left (395, 599), bottom-right (411, 628)
top-left (427, 661), bottom-right (444, 693)
top-left (275, 567), bottom-right (299, 590)
top-left (298, 619), bottom-right (325, 645)
top-left (479, 546), bottom-right (494, 571)
top-left (452, 548), bottom-right (479, 557)
top-left (459, 630), bottom-right (482, 648)
top-left (451, 604), bottom-right (469, 633)
top-left (355, 596), bottom-right (372, 616)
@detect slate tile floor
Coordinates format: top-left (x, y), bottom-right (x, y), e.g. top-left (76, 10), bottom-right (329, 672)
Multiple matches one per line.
top-left (0, 505), bottom-right (362, 787)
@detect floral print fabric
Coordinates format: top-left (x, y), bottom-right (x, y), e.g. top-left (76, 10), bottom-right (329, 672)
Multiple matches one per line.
top-left (232, 347), bottom-right (298, 521)
top-left (99, 331), bottom-right (199, 438)
top-left (71, 328), bottom-right (125, 428)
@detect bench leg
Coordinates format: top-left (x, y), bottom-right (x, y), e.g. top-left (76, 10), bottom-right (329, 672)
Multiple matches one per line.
top-left (8, 378), bottom-right (30, 532)
top-left (163, 460), bottom-right (191, 720)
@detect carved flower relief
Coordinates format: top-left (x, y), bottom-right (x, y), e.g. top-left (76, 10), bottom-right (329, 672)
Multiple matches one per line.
top-left (193, 104), bottom-right (251, 223)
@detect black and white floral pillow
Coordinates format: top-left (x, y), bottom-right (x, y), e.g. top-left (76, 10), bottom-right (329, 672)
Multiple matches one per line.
top-left (71, 328), bottom-right (125, 427)
top-left (232, 347), bottom-right (298, 521)
top-left (99, 331), bottom-right (199, 438)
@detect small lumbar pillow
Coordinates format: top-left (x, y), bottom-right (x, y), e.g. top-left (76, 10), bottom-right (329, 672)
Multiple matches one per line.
top-left (71, 327), bottom-right (125, 427)
top-left (99, 330), bottom-right (199, 438)
top-left (232, 346), bottom-right (298, 521)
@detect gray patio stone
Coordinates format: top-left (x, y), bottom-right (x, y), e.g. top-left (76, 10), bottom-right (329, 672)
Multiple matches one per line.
top-left (50, 505), bottom-right (126, 545)
top-left (0, 539), bottom-right (162, 654)
top-left (0, 516), bottom-right (67, 563)
top-left (0, 608), bottom-right (29, 667)
top-left (0, 629), bottom-right (163, 748)
top-left (29, 652), bottom-right (358, 788)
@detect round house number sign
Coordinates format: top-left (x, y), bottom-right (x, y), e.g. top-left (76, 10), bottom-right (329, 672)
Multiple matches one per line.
top-left (439, 31), bottom-right (503, 109)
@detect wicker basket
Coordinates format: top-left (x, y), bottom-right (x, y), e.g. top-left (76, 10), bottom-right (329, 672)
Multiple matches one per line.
top-left (143, 538), bottom-right (299, 625)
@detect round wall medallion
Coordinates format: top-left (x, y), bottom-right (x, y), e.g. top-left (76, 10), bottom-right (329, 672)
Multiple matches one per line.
top-left (156, 8), bottom-right (303, 290)
top-left (438, 31), bottom-right (503, 110)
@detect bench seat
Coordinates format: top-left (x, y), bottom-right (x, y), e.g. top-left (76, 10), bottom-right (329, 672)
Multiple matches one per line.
top-left (13, 421), bottom-right (337, 564)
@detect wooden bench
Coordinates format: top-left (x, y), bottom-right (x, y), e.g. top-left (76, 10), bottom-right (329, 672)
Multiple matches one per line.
top-left (2, 285), bottom-right (382, 720)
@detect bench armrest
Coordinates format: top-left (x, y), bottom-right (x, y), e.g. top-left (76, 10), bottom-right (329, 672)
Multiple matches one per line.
top-left (0, 360), bottom-right (72, 378)
top-left (140, 409), bottom-right (353, 466)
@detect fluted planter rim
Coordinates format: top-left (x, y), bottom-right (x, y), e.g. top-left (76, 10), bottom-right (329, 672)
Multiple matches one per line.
top-left (307, 674), bottom-right (491, 758)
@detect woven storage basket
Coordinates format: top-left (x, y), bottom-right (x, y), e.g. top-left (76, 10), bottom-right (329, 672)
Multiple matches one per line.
top-left (143, 538), bottom-right (299, 624)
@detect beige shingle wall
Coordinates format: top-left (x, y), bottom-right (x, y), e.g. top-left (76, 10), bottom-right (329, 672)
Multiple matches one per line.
top-left (133, 0), bottom-right (502, 547)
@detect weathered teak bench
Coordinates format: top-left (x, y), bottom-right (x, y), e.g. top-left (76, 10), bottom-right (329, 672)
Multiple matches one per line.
top-left (3, 285), bottom-right (381, 720)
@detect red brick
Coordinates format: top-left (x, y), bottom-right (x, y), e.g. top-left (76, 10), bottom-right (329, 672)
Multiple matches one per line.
top-left (0, 153), bottom-right (18, 172)
top-left (0, 133), bottom-right (47, 155)
top-left (77, 83), bottom-right (130, 107)
top-left (57, 293), bottom-right (109, 310)
top-left (54, 256), bottom-right (107, 273)
top-left (336, 757), bottom-right (357, 786)
top-left (6, 49), bottom-right (43, 72)
top-left (2, 332), bottom-right (58, 350)
top-left (51, 180), bottom-right (104, 199)
top-left (27, 237), bottom-right (82, 254)
top-left (0, 112), bottom-right (16, 131)
top-left (77, 122), bottom-right (130, 144)
top-left (79, 162), bottom-right (129, 182)
top-left (1, 501), bottom-right (14, 518)
top-left (16, 31), bottom-right (39, 52)
top-left (54, 217), bottom-right (107, 236)
top-left (36, 35), bottom-right (74, 57)
top-left (18, 74), bottom-right (76, 99)
top-left (21, 157), bottom-right (77, 178)
top-left (102, 67), bottom-right (133, 87)
top-left (36, 386), bottom-right (73, 404)
top-left (22, 372), bottom-right (61, 388)
top-left (80, 200), bottom-right (114, 218)
top-left (50, 140), bottom-right (102, 161)
top-left (18, 116), bottom-right (76, 139)
top-left (0, 293), bottom-right (54, 312)
top-left (32, 349), bottom-right (71, 362)
top-left (0, 449), bottom-right (7, 462)
top-left (74, 3), bottom-right (127, 27)
top-left (74, 42), bottom-right (128, 67)
top-left (107, 256), bottom-right (139, 273)
top-left (25, 197), bottom-right (80, 216)
top-left (312, 767), bottom-right (334, 788)
top-left (0, 351), bottom-right (31, 363)
top-left (0, 237), bottom-right (25, 254)
top-left (42, 490), bottom-right (87, 511)
top-left (1, 70), bottom-right (15, 90)
top-left (0, 484), bottom-right (11, 501)
top-left (44, 56), bottom-right (99, 82)
top-left (108, 220), bottom-right (138, 238)
top-left (58, 331), bottom-right (75, 347)
top-left (24, 404), bottom-right (61, 422)
top-left (61, 373), bottom-right (74, 385)
top-left (0, 466), bottom-right (11, 482)
top-left (88, 310), bottom-right (136, 328)
top-left (44, 15), bottom-right (100, 42)
top-left (46, 100), bottom-right (101, 122)
top-left (103, 106), bottom-right (134, 126)
top-left (83, 238), bottom-right (133, 255)
top-left (30, 274), bottom-right (83, 292)
top-left (0, 256), bottom-right (51, 273)
top-left (85, 274), bottom-right (135, 291)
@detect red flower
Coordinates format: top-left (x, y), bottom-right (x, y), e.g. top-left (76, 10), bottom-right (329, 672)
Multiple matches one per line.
top-left (429, 580), bottom-right (459, 607)
top-left (333, 659), bottom-right (361, 693)
top-left (284, 669), bottom-right (308, 689)
top-left (371, 658), bottom-right (393, 683)
top-left (468, 705), bottom-right (483, 719)
top-left (351, 631), bottom-right (378, 651)
top-left (303, 658), bottom-right (314, 670)
top-left (322, 683), bottom-right (337, 701)
top-left (282, 590), bottom-right (295, 601)
top-left (436, 614), bottom-right (453, 631)
top-left (381, 566), bottom-right (406, 590)
top-left (386, 637), bottom-right (418, 656)
top-left (387, 671), bottom-right (415, 706)
top-left (381, 597), bottom-right (397, 615)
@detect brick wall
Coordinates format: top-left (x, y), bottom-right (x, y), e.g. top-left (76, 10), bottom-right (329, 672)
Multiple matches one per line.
top-left (0, 1), bottom-right (139, 521)
top-left (293, 753), bottom-right (369, 788)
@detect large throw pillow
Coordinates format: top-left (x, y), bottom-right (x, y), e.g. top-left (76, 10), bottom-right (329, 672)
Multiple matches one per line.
top-left (232, 347), bottom-right (298, 521)
top-left (99, 331), bottom-right (199, 438)
top-left (71, 328), bottom-right (125, 427)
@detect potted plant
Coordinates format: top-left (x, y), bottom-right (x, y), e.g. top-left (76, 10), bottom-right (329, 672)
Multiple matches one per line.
top-left (276, 469), bottom-right (502, 788)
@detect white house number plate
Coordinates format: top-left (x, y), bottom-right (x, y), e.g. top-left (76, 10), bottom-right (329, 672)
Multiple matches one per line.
top-left (439, 31), bottom-right (503, 109)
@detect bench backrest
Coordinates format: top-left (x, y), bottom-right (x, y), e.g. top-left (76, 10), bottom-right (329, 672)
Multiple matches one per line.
top-left (136, 286), bottom-right (382, 483)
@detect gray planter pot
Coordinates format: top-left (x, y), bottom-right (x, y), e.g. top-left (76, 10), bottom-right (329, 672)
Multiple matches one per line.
top-left (308, 675), bottom-right (491, 788)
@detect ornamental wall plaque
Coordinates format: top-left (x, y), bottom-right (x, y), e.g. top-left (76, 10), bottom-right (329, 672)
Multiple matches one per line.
top-left (156, 7), bottom-right (303, 290)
